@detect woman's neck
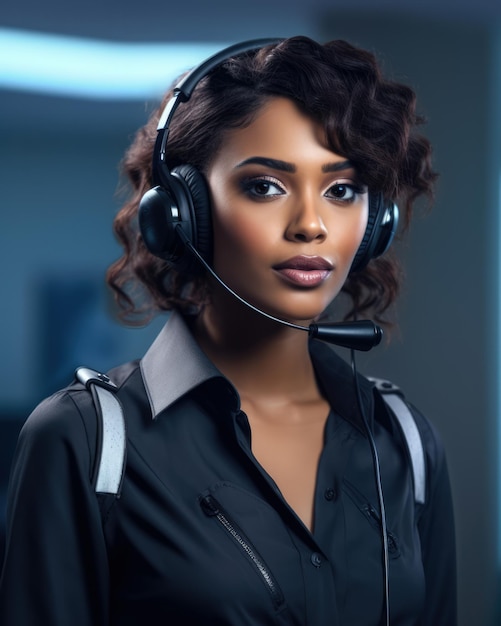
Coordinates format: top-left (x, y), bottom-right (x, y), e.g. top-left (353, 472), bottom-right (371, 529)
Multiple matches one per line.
top-left (191, 299), bottom-right (320, 403)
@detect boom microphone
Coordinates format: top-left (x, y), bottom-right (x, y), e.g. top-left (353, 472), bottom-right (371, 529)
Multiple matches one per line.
top-left (177, 226), bottom-right (383, 351)
top-left (309, 320), bottom-right (382, 351)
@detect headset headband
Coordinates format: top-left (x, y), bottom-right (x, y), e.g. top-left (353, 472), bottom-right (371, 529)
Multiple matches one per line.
top-left (154, 38), bottom-right (283, 174)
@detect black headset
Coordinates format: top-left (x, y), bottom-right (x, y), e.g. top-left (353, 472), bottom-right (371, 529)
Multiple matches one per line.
top-left (138, 38), bottom-right (399, 275)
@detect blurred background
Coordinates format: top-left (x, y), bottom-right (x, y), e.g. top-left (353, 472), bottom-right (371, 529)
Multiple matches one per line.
top-left (1, 0), bottom-right (500, 623)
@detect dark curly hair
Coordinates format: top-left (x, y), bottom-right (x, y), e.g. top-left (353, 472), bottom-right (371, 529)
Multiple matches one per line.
top-left (107, 36), bottom-right (436, 325)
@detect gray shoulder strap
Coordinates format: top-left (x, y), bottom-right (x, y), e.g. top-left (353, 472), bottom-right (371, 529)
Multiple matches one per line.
top-left (75, 367), bottom-right (127, 497)
top-left (369, 377), bottom-right (426, 505)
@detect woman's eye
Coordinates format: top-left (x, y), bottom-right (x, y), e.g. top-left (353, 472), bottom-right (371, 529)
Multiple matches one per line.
top-left (242, 178), bottom-right (285, 199)
top-left (326, 183), bottom-right (364, 203)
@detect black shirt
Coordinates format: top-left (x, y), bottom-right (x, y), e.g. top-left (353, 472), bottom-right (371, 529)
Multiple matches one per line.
top-left (0, 312), bottom-right (456, 625)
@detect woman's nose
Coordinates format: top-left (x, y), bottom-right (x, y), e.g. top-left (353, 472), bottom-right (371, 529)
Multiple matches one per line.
top-left (285, 194), bottom-right (328, 243)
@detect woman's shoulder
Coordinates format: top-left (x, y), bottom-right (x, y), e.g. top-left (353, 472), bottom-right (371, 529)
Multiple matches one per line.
top-left (19, 360), bottom-right (142, 453)
top-left (370, 375), bottom-right (451, 511)
top-left (371, 377), bottom-right (445, 455)
top-left (403, 399), bottom-right (448, 473)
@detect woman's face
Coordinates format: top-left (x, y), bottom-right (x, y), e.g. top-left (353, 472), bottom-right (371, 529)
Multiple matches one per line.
top-left (206, 97), bottom-right (369, 325)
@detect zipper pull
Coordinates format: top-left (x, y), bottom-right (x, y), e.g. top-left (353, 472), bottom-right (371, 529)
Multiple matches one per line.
top-left (200, 494), bottom-right (220, 517)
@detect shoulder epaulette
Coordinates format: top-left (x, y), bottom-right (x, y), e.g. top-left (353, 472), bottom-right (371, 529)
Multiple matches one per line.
top-left (75, 367), bottom-right (127, 497)
top-left (369, 377), bottom-right (426, 505)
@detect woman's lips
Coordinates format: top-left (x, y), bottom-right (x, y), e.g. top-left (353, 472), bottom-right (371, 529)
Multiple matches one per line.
top-left (273, 256), bottom-right (333, 287)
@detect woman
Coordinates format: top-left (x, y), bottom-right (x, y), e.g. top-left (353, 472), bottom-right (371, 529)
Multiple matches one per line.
top-left (0, 36), bottom-right (456, 625)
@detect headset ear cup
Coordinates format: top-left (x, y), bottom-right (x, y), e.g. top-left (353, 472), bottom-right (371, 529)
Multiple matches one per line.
top-left (171, 165), bottom-right (213, 268)
top-left (372, 201), bottom-right (399, 259)
top-left (350, 193), bottom-right (399, 273)
top-left (138, 165), bottom-right (213, 275)
top-left (138, 185), bottom-right (183, 261)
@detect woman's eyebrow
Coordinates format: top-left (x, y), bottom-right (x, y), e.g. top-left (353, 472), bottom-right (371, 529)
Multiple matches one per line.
top-left (322, 160), bottom-right (354, 173)
top-left (235, 156), bottom-right (354, 174)
top-left (235, 157), bottom-right (296, 172)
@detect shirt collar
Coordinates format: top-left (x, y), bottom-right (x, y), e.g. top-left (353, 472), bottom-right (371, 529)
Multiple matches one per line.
top-left (140, 310), bottom-right (374, 431)
top-left (140, 311), bottom-right (227, 419)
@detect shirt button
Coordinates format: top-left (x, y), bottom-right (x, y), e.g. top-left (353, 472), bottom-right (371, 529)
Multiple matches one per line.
top-left (310, 552), bottom-right (323, 568)
top-left (324, 488), bottom-right (337, 501)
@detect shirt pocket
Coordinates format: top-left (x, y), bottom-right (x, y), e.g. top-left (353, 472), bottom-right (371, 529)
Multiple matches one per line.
top-left (342, 479), bottom-right (401, 559)
top-left (199, 490), bottom-right (286, 611)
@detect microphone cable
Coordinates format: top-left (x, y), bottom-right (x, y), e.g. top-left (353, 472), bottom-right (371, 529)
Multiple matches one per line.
top-left (350, 346), bottom-right (390, 626)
